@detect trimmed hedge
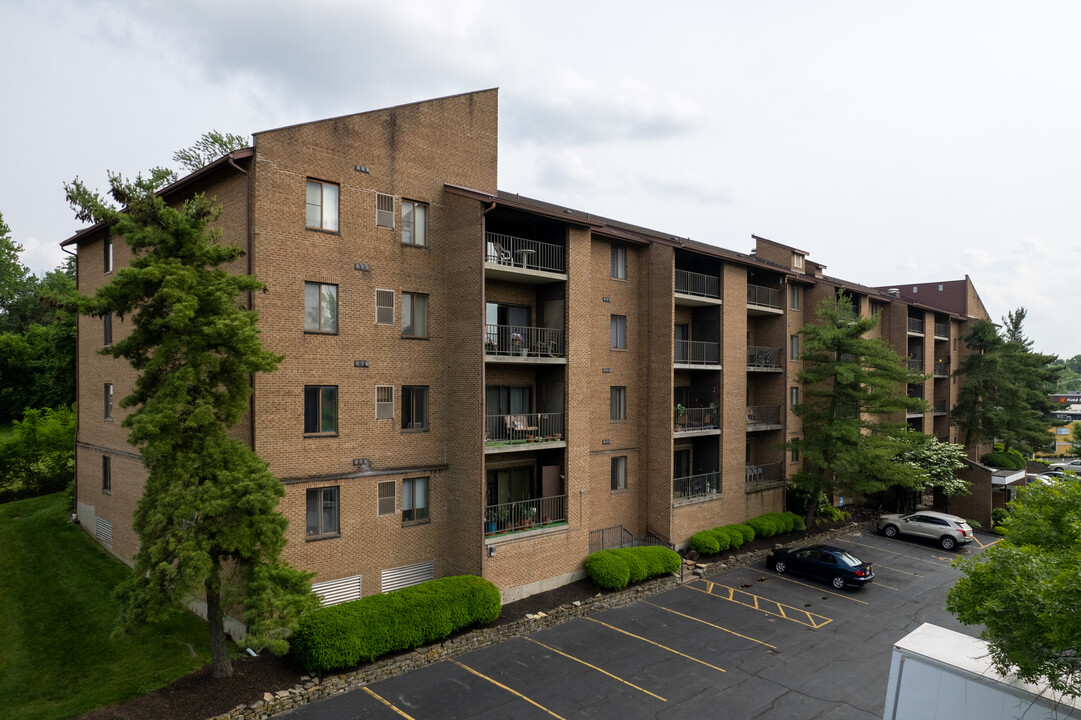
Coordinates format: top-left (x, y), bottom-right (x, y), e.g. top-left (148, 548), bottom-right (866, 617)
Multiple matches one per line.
top-left (730, 524), bottom-right (755, 543)
top-left (584, 546), bottom-right (681, 591)
top-left (717, 526), bottom-right (743, 549)
top-left (981, 451), bottom-right (1026, 470)
top-left (290, 575), bottom-right (501, 675)
top-left (689, 530), bottom-right (720, 555)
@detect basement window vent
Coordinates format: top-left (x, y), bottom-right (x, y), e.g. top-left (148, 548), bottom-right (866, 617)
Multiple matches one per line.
top-left (381, 560), bottom-right (434, 593)
top-left (312, 574), bottom-right (362, 606)
top-left (376, 193), bottom-right (395, 229)
top-left (95, 516), bottom-right (113, 546)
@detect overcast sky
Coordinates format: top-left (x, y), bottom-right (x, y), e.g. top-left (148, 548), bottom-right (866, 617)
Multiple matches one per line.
top-left (3, 1), bottom-right (1079, 357)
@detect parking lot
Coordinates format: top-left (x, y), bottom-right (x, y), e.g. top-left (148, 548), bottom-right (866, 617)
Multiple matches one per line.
top-left (285, 528), bottom-right (998, 720)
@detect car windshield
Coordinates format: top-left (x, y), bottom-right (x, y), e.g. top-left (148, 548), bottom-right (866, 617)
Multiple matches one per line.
top-left (834, 551), bottom-right (863, 566)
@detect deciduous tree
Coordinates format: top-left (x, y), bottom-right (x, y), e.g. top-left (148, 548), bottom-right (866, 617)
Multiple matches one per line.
top-left (173, 130), bottom-right (249, 173)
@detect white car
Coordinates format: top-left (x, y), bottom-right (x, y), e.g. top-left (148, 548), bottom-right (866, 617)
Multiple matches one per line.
top-left (877, 510), bottom-right (974, 550)
top-left (1048, 459), bottom-right (1081, 473)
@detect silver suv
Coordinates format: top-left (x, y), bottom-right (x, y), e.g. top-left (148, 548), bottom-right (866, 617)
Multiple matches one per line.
top-left (877, 511), bottom-right (973, 550)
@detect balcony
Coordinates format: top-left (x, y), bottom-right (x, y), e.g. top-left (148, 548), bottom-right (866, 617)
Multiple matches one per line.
top-left (933, 399), bottom-right (948, 415)
top-left (907, 317), bottom-right (925, 335)
top-left (907, 358), bottom-right (924, 372)
top-left (747, 346), bottom-right (782, 372)
top-left (746, 404), bottom-right (782, 431)
top-left (673, 406), bottom-right (720, 435)
top-left (675, 339), bottom-right (720, 367)
top-left (934, 322), bottom-right (948, 339)
top-left (747, 284), bottom-right (783, 315)
top-left (485, 412), bottom-right (566, 453)
top-left (933, 363), bottom-right (949, 378)
top-left (675, 269), bottom-right (722, 306)
top-left (484, 495), bottom-right (567, 538)
top-left (485, 324), bottom-right (566, 362)
top-left (746, 462), bottom-right (785, 492)
top-left (673, 471), bottom-right (721, 503)
top-left (485, 232), bottom-right (566, 281)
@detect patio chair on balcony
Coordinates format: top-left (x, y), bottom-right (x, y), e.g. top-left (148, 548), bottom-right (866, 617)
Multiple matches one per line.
top-left (491, 241), bottom-right (513, 266)
top-left (505, 414), bottom-right (538, 434)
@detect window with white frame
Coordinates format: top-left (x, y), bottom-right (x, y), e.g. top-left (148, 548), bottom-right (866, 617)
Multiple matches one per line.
top-left (304, 282), bottom-right (338, 333)
top-left (610, 315), bottom-right (627, 349)
top-left (103, 234), bottom-right (113, 273)
top-left (402, 200), bottom-right (427, 246)
top-left (790, 285), bottom-right (801, 311)
top-left (402, 292), bottom-right (428, 338)
top-left (790, 334), bottom-right (799, 361)
top-left (611, 456), bottom-right (627, 490)
top-left (104, 383), bottom-right (113, 420)
top-left (402, 477), bottom-right (429, 523)
top-left (610, 386), bottom-right (626, 421)
top-left (306, 486), bottom-right (339, 537)
top-left (377, 480), bottom-right (395, 516)
top-left (376, 193), bottom-right (395, 228)
top-left (402, 386), bottom-right (428, 430)
top-left (376, 385), bottom-right (394, 420)
top-left (305, 180), bottom-right (340, 231)
top-left (611, 245), bottom-right (626, 280)
top-left (103, 313), bottom-right (113, 346)
top-left (102, 456), bottom-right (111, 493)
top-left (376, 289), bottom-right (395, 325)
top-left (793, 252), bottom-right (804, 269)
top-left (790, 386), bottom-right (799, 410)
top-left (304, 385), bottom-right (338, 434)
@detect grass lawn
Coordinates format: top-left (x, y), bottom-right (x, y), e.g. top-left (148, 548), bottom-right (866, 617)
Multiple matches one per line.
top-left (0, 493), bottom-right (212, 720)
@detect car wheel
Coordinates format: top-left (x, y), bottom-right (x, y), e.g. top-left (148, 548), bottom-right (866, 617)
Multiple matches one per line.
top-left (773, 560), bottom-right (787, 573)
top-left (883, 524), bottom-right (899, 539)
top-left (832, 576), bottom-right (846, 590)
top-left (940, 535), bottom-right (957, 551)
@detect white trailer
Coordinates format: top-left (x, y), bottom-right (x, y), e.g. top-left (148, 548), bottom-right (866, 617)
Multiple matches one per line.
top-left (883, 623), bottom-right (1081, 719)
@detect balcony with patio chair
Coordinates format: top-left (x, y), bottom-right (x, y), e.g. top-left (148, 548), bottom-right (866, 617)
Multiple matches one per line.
top-left (746, 404), bottom-right (783, 431)
top-left (484, 231), bottom-right (566, 281)
top-left (673, 471), bottom-right (722, 505)
top-left (485, 324), bottom-right (566, 363)
top-left (484, 412), bottom-right (566, 453)
top-left (484, 495), bottom-right (568, 538)
top-left (745, 462), bottom-right (785, 492)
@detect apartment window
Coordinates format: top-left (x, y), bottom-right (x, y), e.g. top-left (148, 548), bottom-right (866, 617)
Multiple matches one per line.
top-left (402, 386), bottom-right (428, 430)
top-left (790, 285), bottom-right (801, 310)
top-left (304, 282), bottom-right (338, 333)
top-left (610, 315), bottom-right (627, 349)
top-left (402, 292), bottom-right (429, 338)
top-left (103, 313), bottom-right (113, 347)
top-left (610, 386), bottom-right (627, 421)
top-left (611, 245), bottom-right (627, 280)
top-left (402, 200), bottom-right (427, 246)
top-left (304, 385), bottom-right (338, 435)
top-left (790, 386), bottom-right (799, 410)
top-left (376, 289), bottom-right (395, 325)
top-left (104, 383), bottom-right (113, 420)
top-left (402, 477), bottom-right (429, 523)
top-left (791, 447), bottom-right (800, 463)
top-left (305, 180), bottom-right (340, 232)
top-left (102, 456), bottom-right (111, 493)
top-left (611, 456), bottom-right (627, 491)
top-left (306, 486), bottom-right (339, 537)
top-left (103, 234), bottom-right (113, 273)
top-left (793, 252), bottom-right (803, 270)
top-left (376, 193), bottom-right (395, 228)
top-left (377, 480), bottom-right (395, 515)
top-left (789, 335), bottom-right (799, 361)
top-left (376, 385), bottom-right (394, 419)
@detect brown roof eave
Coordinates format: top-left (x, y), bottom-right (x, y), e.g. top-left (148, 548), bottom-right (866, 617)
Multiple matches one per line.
top-left (60, 148), bottom-right (255, 248)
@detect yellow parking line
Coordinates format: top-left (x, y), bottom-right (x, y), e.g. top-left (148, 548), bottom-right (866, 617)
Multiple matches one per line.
top-left (874, 563), bottom-right (923, 577)
top-left (842, 538), bottom-right (953, 567)
top-left (687, 581), bottom-right (833, 628)
top-left (641, 599), bottom-right (777, 649)
top-left (758, 573), bottom-right (869, 604)
top-left (873, 580), bottom-right (899, 591)
top-left (584, 617), bottom-right (726, 673)
top-left (451, 660), bottom-right (568, 719)
top-left (362, 687), bottom-right (417, 720)
top-left (524, 637), bottom-right (666, 701)
top-left (974, 536), bottom-right (1001, 549)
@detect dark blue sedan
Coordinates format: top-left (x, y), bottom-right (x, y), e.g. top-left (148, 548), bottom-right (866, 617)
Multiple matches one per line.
top-left (766, 544), bottom-right (874, 590)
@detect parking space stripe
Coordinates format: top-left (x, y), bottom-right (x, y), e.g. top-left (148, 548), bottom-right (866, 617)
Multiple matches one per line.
top-left (874, 563), bottom-right (923, 577)
top-left (583, 617), bottom-right (727, 673)
top-left (687, 581), bottom-right (833, 628)
top-left (740, 571), bottom-right (868, 605)
top-left (362, 686), bottom-right (417, 720)
top-left (640, 599), bottom-right (777, 649)
top-left (524, 637), bottom-right (667, 702)
top-left (841, 538), bottom-right (954, 567)
top-left (450, 659), bottom-right (569, 719)
top-left (971, 535), bottom-right (1001, 550)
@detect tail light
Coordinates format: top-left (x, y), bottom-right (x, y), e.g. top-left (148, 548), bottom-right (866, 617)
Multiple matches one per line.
top-left (855, 569), bottom-right (865, 577)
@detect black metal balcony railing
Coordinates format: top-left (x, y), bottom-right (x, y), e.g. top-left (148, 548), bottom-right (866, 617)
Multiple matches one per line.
top-left (674, 406), bottom-right (719, 432)
top-left (746, 404), bottom-right (782, 428)
top-left (933, 363), bottom-right (949, 378)
top-left (675, 339), bottom-right (720, 365)
top-left (746, 462), bottom-right (785, 489)
top-left (747, 284), bottom-right (782, 309)
top-left (675, 269), bottom-right (721, 299)
top-left (485, 412), bottom-right (564, 444)
top-left (674, 471), bottom-right (721, 501)
top-left (747, 346), bottom-right (781, 369)
top-left (934, 322), bottom-right (948, 338)
top-left (484, 495), bottom-right (567, 536)
top-left (933, 399), bottom-right (948, 413)
top-left (485, 324), bottom-right (565, 358)
top-left (485, 232), bottom-right (566, 274)
top-left (907, 358), bottom-right (924, 371)
top-left (908, 317), bottom-right (925, 334)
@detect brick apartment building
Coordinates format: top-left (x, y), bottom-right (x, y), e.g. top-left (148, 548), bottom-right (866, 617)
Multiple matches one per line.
top-left (64, 89), bottom-right (993, 608)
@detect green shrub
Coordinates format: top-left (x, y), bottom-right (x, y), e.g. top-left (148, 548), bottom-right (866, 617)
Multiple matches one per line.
top-left (747, 515), bottom-right (779, 538)
top-left (290, 575), bottom-right (500, 675)
top-left (709, 528), bottom-right (732, 553)
top-left (784, 511), bottom-right (806, 532)
top-left (767, 512), bottom-right (797, 533)
top-left (585, 550), bottom-right (631, 590)
top-left (818, 504), bottom-right (850, 522)
top-left (638, 546), bottom-right (681, 576)
top-left (981, 451), bottom-right (1025, 470)
top-left (991, 508), bottom-right (1010, 527)
top-left (621, 549), bottom-right (649, 584)
top-left (993, 525), bottom-right (1007, 536)
top-left (717, 526), bottom-right (743, 549)
top-left (966, 518), bottom-right (982, 532)
top-left (688, 530), bottom-right (720, 555)
top-left (731, 524), bottom-right (755, 543)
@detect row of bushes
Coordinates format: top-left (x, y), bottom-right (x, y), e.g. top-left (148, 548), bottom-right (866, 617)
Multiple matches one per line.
top-left (290, 575), bottom-right (501, 675)
top-left (981, 450), bottom-right (1026, 470)
top-left (584, 546), bottom-right (681, 590)
top-left (688, 512), bottom-right (805, 556)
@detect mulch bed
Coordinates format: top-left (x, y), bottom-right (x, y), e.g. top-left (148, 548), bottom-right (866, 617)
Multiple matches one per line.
top-left (78, 514), bottom-right (869, 720)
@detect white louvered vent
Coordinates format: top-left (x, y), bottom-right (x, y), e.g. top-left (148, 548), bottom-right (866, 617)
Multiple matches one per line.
top-left (95, 516), bottom-right (113, 546)
top-left (381, 560), bottom-right (434, 593)
top-left (312, 574), bottom-right (363, 606)
top-left (376, 193), bottom-right (395, 229)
